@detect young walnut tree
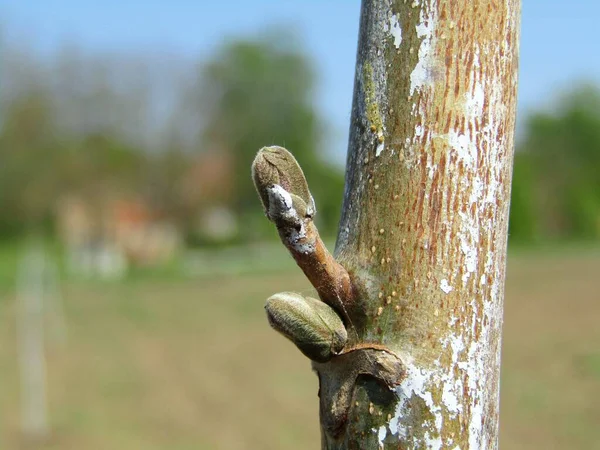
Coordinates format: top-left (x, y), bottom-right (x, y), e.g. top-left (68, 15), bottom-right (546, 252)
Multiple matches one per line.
top-left (252, 0), bottom-right (520, 448)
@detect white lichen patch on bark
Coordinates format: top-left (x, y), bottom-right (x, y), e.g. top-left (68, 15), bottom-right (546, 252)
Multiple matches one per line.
top-left (385, 302), bottom-right (500, 449)
top-left (410, 2), bottom-right (438, 96)
top-left (267, 184), bottom-right (293, 213)
top-left (267, 184), bottom-right (315, 255)
top-left (376, 132), bottom-right (386, 157)
top-left (387, 14), bottom-right (403, 48)
top-left (440, 279), bottom-right (453, 294)
top-left (387, 356), bottom-right (446, 448)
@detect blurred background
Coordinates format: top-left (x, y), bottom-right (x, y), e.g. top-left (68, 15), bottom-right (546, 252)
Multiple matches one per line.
top-left (0, 1), bottom-right (598, 449)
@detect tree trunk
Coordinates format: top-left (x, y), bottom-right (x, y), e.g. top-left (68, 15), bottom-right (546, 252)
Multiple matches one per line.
top-left (252, 0), bottom-right (520, 448)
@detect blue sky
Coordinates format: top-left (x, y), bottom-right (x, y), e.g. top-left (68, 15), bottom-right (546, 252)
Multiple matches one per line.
top-left (2, 0), bottom-right (599, 161)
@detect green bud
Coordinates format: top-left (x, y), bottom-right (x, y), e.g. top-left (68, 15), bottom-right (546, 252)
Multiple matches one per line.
top-left (265, 292), bottom-right (347, 363)
top-left (251, 146), bottom-right (315, 223)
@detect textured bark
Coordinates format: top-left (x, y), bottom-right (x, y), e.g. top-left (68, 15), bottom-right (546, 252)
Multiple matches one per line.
top-left (253, 0), bottom-right (520, 448)
top-left (333, 0), bottom-right (521, 447)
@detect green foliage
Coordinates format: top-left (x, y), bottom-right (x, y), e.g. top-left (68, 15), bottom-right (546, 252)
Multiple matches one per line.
top-left (0, 90), bottom-right (146, 236)
top-left (508, 152), bottom-right (538, 243)
top-left (0, 90), bottom-right (61, 233)
top-left (197, 30), bottom-right (343, 238)
top-left (509, 84), bottom-right (600, 243)
top-left (0, 29), bottom-right (344, 243)
top-left (6, 30), bottom-right (598, 246)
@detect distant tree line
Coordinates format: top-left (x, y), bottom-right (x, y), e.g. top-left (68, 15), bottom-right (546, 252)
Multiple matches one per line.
top-left (509, 84), bottom-right (600, 242)
top-left (0, 26), bottom-right (598, 245)
top-left (0, 28), bottom-right (344, 244)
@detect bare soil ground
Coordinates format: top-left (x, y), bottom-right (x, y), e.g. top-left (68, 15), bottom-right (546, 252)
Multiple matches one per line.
top-left (0, 250), bottom-right (598, 449)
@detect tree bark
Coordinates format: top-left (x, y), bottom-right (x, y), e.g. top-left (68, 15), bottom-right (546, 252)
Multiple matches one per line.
top-left (253, 0), bottom-right (520, 448)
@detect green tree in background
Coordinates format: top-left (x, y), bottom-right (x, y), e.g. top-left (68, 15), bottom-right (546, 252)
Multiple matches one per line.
top-left (0, 90), bottom-right (60, 234)
top-left (196, 29), bottom-right (344, 238)
top-left (0, 89), bottom-right (146, 236)
top-left (0, 28), bottom-right (344, 242)
top-left (510, 84), bottom-right (600, 242)
top-left (2, 23), bottom-right (597, 246)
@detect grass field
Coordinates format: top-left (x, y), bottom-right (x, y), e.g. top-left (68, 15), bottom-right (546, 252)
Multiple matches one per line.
top-left (0, 246), bottom-right (598, 449)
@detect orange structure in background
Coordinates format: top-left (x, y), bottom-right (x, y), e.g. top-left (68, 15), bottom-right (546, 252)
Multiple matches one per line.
top-left (56, 194), bottom-right (180, 278)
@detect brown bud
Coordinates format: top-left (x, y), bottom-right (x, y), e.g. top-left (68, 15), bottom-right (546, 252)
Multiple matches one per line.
top-left (251, 146), bottom-right (315, 223)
